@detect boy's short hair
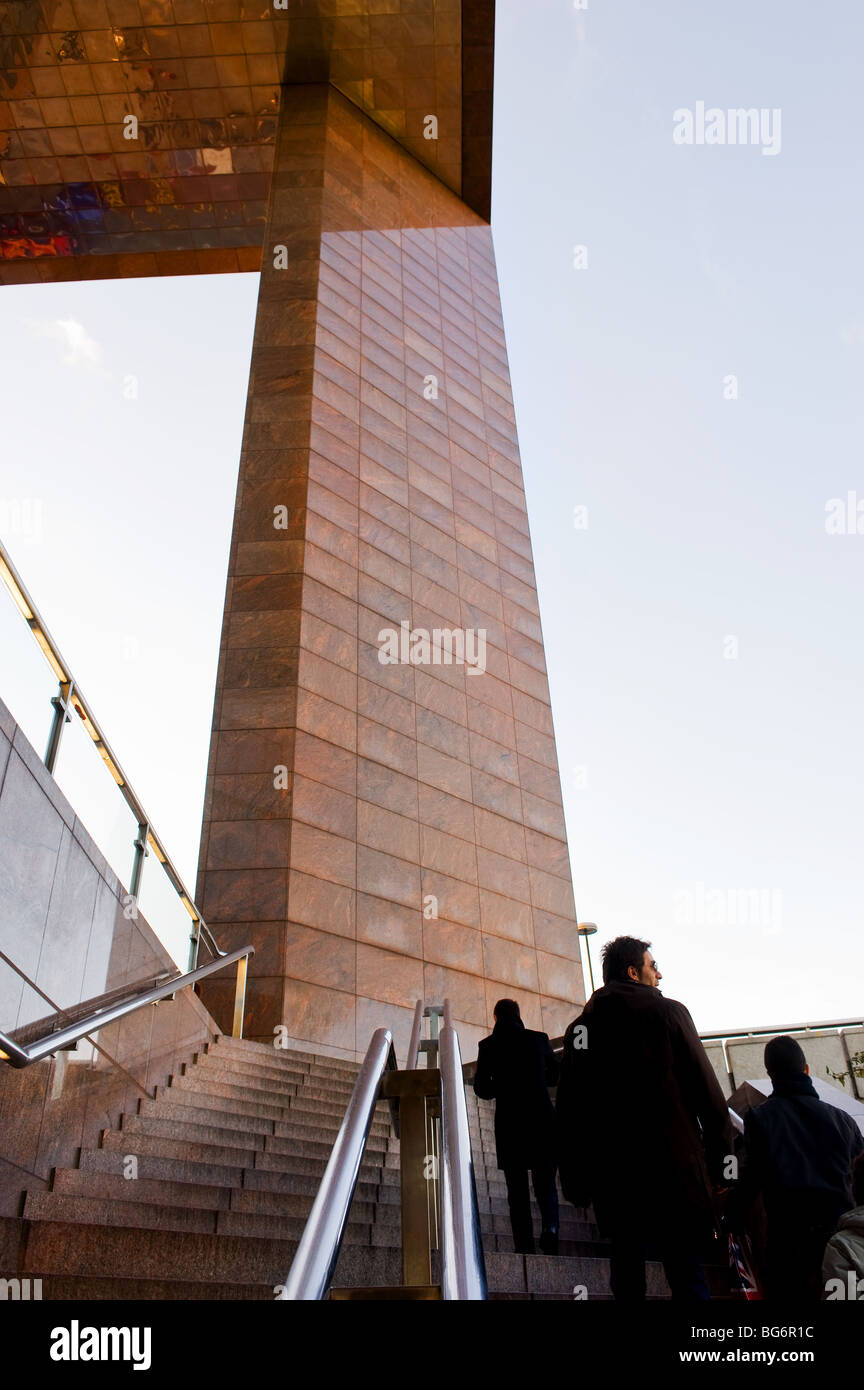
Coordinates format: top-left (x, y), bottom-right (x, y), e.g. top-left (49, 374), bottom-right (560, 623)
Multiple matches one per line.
top-left (764, 1035), bottom-right (807, 1081)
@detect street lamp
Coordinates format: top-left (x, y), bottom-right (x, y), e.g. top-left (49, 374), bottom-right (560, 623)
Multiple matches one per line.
top-left (578, 922), bottom-right (598, 994)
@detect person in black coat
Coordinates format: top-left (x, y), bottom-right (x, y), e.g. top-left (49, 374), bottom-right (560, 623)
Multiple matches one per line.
top-left (473, 999), bottom-right (560, 1255)
top-left (735, 1034), bottom-right (864, 1300)
top-left (556, 936), bottom-right (732, 1301)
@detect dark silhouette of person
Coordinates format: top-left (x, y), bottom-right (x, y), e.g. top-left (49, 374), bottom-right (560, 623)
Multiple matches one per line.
top-left (737, 1034), bottom-right (863, 1301)
top-left (556, 935), bottom-right (732, 1302)
top-left (822, 1150), bottom-right (864, 1298)
top-left (473, 998), bottom-right (560, 1255)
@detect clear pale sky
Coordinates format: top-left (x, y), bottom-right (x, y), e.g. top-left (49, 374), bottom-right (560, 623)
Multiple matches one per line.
top-left (1, 0), bottom-right (862, 1031)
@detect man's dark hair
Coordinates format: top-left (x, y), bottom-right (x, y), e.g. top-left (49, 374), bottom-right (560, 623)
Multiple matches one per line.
top-left (493, 998), bottom-right (521, 1024)
top-left (764, 1034), bottom-right (807, 1081)
top-left (852, 1151), bottom-right (864, 1206)
top-left (601, 936), bottom-right (651, 985)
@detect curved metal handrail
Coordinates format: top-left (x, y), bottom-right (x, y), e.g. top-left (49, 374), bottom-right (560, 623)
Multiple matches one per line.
top-left (0, 944), bottom-right (253, 1068)
top-left (279, 1027), bottom-right (396, 1301)
top-left (439, 1014), bottom-right (487, 1301)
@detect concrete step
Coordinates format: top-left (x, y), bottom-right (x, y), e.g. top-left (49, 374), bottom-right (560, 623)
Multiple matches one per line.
top-left (19, 1220), bottom-right (401, 1288)
top-left (259, 1134), bottom-right (393, 1169)
top-left (473, 1196), bottom-right (512, 1216)
top-left (201, 1050), bottom-right (350, 1084)
top-left (52, 1169), bottom-right (230, 1213)
top-left (118, 1112), bottom-right (394, 1175)
top-left (81, 1147), bottom-right (394, 1207)
top-left (159, 1080), bottom-right (392, 1136)
top-left (24, 1189), bottom-right (386, 1251)
top-left (475, 1215), bottom-right (601, 1241)
top-left (256, 1134), bottom-right (397, 1175)
top-left (185, 1061), bottom-right (361, 1102)
top-left (24, 1192), bottom-right (217, 1236)
top-left (485, 1291), bottom-right (671, 1302)
top-left (484, 1251), bottom-right (671, 1298)
top-left (134, 1095), bottom-right (391, 1150)
top-left (286, 1100), bottom-right (392, 1136)
top-left (485, 1235), bottom-right (610, 1256)
top-left (213, 1210), bottom-right (395, 1245)
top-left (264, 1127), bottom-right (390, 1158)
top-left (184, 1061), bottom-right (366, 1101)
top-left (483, 1249), bottom-right (733, 1299)
top-left (227, 1188), bottom-right (393, 1225)
top-left (80, 1146), bottom-right (245, 1190)
top-left (157, 1083), bottom-right (296, 1124)
top-left (102, 1125), bottom-right (258, 1170)
top-left (251, 1145), bottom-right (396, 1178)
top-left (102, 1127), bottom-right (393, 1186)
top-left (189, 1058), bottom-right (316, 1090)
top-left (240, 1166), bottom-right (399, 1202)
top-left (270, 1109), bottom-right (393, 1141)
top-left (155, 1096), bottom-right (391, 1154)
top-left (284, 1095), bottom-right (386, 1126)
top-left (20, 1275), bottom-right (274, 1300)
top-left (210, 1038), bottom-right (361, 1080)
top-left (145, 1087), bottom-right (393, 1145)
top-left (290, 1083), bottom-right (381, 1107)
top-left (136, 1098), bottom-right (275, 1139)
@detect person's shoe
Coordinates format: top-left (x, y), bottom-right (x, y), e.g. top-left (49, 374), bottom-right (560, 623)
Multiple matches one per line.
top-left (539, 1227), bottom-right (559, 1256)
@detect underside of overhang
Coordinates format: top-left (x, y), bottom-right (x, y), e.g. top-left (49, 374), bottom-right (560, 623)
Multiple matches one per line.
top-left (0, 0), bottom-right (494, 285)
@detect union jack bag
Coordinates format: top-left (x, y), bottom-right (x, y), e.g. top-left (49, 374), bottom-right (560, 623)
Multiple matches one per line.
top-left (728, 1230), bottom-right (762, 1300)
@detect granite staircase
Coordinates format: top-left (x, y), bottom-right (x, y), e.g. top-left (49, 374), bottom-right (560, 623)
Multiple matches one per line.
top-left (5, 1034), bottom-right (733, 1301)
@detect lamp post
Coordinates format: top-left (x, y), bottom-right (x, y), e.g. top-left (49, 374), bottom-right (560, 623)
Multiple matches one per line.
top-left (578, 922), bottom-right (598, 994)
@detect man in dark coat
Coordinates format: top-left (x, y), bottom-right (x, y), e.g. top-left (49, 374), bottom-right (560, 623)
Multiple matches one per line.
top-left (736, 1035), bottom-right (863, 1301)
top-left (556, 936), bottom-right (732, 1301)
top-left (473, 999), bottom-right (560, 1255)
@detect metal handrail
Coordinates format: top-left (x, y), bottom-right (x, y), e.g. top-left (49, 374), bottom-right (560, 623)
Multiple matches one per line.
top-left (0, 944), bottom-right (253, 1068)
top-left (0, 538), bottom-right (219, 970)
top-left (407, 998), bottom-right (423, 1070)
top-left (279, 1027), bottom-right (397, 1301)
top-left (700, 1018), bottom-right (864, 1041)
top-left (439, 1011), bottom-right (487, 1301)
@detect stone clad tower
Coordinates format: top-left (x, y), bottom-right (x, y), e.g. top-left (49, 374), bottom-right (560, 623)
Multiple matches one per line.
top-left (194, 84), bottom-right (584, 1058)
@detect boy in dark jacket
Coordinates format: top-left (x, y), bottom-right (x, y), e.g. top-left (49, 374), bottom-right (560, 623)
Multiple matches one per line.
top-left (740, 1035), bottom-right (863, 1301)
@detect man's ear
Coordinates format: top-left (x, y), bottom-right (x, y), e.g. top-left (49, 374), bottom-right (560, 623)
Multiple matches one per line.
top-left (804, 1065), bottom-right (810, 1076)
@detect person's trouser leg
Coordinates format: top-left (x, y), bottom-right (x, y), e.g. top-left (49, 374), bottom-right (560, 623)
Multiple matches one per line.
top-left (608, 1225), bottom-right (647, 1301)
top-left (502, 1166), bottom-right (534, 1253)
top-left (531, 1161), bottom-right (559, 1253)
top-left (660, 1240), bottom-right (712, 1302)
top-left (764, 1219), bottom-right (833, 1301)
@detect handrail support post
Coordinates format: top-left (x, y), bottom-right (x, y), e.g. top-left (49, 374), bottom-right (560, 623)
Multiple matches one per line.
top-left (130, 820), bottom-right (149, 904)
top-left (399, 1089), bottom-right (434, 1286)
top-left (45, 679), bottom-right (74, 774)
top-left (232, 954), bottom-right (248, 1039)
